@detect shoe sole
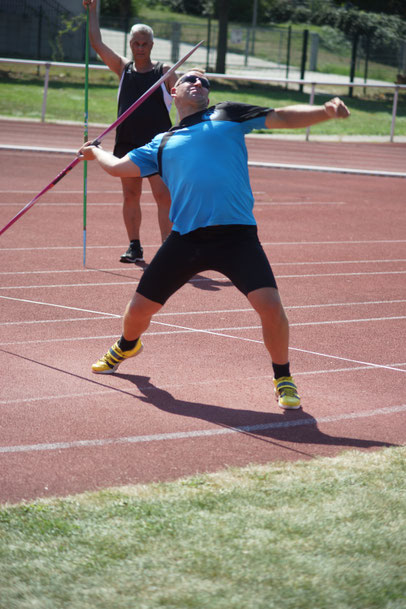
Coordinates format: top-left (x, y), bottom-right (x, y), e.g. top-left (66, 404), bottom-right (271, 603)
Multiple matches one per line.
top-left (120, 257), bottom-right (144, 263)
top-left (278, 402), bottom-right (301, 410)
top-left (274, 391), bottom-right (301, 410)
top-left (92, 343), bottom-right (143, 374)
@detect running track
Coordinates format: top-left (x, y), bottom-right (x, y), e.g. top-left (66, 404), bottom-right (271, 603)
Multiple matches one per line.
top-left (1, 119), bottom-right (405, 504)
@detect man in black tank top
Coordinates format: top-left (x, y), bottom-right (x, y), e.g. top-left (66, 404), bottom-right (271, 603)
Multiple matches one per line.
top-left (84, 0), bottom-right (178, 262)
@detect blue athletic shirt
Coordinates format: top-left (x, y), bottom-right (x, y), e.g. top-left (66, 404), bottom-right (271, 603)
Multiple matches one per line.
top-left (128, 102), bottom-right (271, 235)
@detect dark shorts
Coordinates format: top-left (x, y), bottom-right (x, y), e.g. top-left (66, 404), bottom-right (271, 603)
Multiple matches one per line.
top-left (113, 142), bottom-right (136, 158)
top-left (113, 142), bottom-right (159, 177)
top-left (137, 224), bottom-right (278, 305)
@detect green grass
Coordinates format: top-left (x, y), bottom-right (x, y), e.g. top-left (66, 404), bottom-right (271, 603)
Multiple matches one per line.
top-left (0, 65), bottom-right (405, 137)
top-left (0, 447), bottom-right (405, 609)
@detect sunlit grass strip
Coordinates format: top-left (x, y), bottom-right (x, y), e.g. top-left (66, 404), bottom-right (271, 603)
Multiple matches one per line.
top-left (0, 446), bottom-right (405, 609)
top-left (0, 67), bottom-right (405, 136)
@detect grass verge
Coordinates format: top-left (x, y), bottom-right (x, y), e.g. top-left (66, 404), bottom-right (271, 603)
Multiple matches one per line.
top-left (0, 446), bottom-right (405, 609)
top-left (0, 66), bottom-right (405, 137)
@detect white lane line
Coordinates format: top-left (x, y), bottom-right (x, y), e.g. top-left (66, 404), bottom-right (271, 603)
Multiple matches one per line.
top-left (248, 160), bottom-right (406, 178)
top-left (1, 297), bottom-right (405, 326)
top-left (1, 260), bottom-right (405, 276)
top-left (2, 317), bottom-right (406, 347)
top-left (2, 298), bottom-right (406, 326)
top-left (1, 404), bottom-right (405, 455)
top-left (4, 145), bottom-right (404, 176)
top-left (1, 239), bottom-right (405, 251)
top-left (147, 319), bottom-right (406, 374)
top-left (2, 145), bottom-right (405, 177)
top-left (0, 201), bottom-right (346, 208)
top-left (255, 201), bottom-right (346, 206)
top-left (0, 295), bottom-right (120, 317)
top-left (0, 281), bottom-right (138, 290)
top-left (1, 270), bottom-right (406, 291)
top-left (0, 190), bottom-right (152, 194)
top-left (1, 297), bottom-right (405, 372)
top-left (1, 364), bottom-right (405, 406)
top-left (0, 316), bottom-right (118, 326)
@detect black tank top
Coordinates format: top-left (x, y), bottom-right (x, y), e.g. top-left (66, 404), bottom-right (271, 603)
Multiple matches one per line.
top-left (115, 61), bottom-right (172, 149)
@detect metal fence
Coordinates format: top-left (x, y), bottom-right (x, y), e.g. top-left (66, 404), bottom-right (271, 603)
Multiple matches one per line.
top-left (1, 56), bottom-right (405, 142)
top-left (1, 4), bottom-right (405, 82)
top-left (0, 0), bottom-right (85, 61)
top-left (98, 17), bottom-right (406, 82)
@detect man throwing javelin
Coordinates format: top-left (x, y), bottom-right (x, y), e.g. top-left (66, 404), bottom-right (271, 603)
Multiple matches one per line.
top-left (79, 69), bottom-right (350, 409)
top-left (83, 0), bottom-right (178, 262)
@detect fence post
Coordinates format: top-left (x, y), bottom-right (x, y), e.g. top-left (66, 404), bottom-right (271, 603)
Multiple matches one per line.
top-left (305, 83), bottom-right (316, 142)
top-left (401, 40), bottom-right (406, 74)
top-left (123, 13), bottom-right (130, 56)
top-left (299, 29), bottom-right (308, 93)
top-left (363, 35), bottom-right (370, 95)
top-left (250, 0), bottom-right (258, 56)
top-left (309, 32), bottom-right (319, 71)
top-left (206, 15), bottom-right (212, 71)
top-left (37, 6), bottom-right (43, 59)
top-left (171, 22), bottom-right (181, 64)
top-left (244, 27), bottom-right (250, 66)
top-left (349, 33), bottom-right (359, 97)
top-left (285, 25), bottom-right (291, 86)
top-left (390, 86), bottom-right (399, 142)
top-left (41, 62), bottom-right (51, 122)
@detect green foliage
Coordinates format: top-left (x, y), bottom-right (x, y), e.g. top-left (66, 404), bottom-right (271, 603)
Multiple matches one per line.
top-left (100, 0), bottom-right (141, 18)
top-left (50, 14), bottom-right (86, 62)
top-left (156, 0), bottom-right (208, 17)
top-left (332, 0), bottom-right (406, 19)
top-left (319, 25), bottom-right (351, 55)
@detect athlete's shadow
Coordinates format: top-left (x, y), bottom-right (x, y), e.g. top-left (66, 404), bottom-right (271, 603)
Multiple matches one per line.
top-left (190, 273), bottom-right (233, 292)
top-left (116, 373), bottom-right (396, 453)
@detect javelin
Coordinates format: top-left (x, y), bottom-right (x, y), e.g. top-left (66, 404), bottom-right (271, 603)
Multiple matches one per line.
top-left (0, 40), bottom-right (204, 237)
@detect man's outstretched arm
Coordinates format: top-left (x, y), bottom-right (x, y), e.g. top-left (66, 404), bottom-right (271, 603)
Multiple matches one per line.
top-left (78, 143), bottom-right (141, 178)
top-left (83, 0), bottom-right (127, 77)
top-left (265, 97), bottom-right (350, 130)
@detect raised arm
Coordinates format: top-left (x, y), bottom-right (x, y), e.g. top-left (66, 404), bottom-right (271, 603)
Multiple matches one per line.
top-left (265, 97), bottom-right (350, 130)
top-left (79, 143), bottom-right (141, 178)
top-left (83, 0), bottom-right (128, 77)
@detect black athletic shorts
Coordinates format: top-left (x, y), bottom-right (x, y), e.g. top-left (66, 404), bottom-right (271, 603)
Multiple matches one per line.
top-left (137, 224), bottom-right (278, 305)
top-left (113, 142), bottom-right (159, 176)
top-left (113, 142), bottom-right (136, 158)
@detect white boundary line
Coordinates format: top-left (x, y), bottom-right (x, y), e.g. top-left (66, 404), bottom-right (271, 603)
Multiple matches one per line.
top-left (1, 295), bottom-right (405, 373)
top-left (1, 239), bottom-right (405, 251)
top-left (1, 270), bottom-right (405, 291)
top-left (148, 319), bottom-right (406, 374)
top-left (1, 404), bottom-right (405, 455)
top-left (1, 317), bottom-right (406, 346)
top-left (1, 364), bottom-right (405, 406)
top-left (1, 298), bottom-right (405, 326)
top-left (1, 144), bottom-right (405, 177)
top-left (1, 259), bottom-right (405, 276)
top-left (248, 160), bottom-right (406, 178)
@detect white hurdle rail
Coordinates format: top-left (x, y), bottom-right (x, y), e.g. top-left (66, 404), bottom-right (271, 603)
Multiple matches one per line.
top-left (1, 57), bottom-right (406, 142)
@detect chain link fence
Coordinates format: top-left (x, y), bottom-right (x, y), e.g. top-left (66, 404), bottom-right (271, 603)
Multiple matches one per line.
top-left (1, 3), bottom-right (405, 84)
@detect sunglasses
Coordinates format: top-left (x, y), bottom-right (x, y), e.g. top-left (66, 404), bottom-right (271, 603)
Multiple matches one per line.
top-left (178, 74), bottom-right (210, 89)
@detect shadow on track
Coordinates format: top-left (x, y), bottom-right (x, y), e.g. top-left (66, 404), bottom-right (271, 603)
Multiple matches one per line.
top-left (117, 373), bottom-right (397, 456)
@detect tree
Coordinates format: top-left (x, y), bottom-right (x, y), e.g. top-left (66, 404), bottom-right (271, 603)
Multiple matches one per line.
top-left (215, 0), bottom-right (230, 73)
top-left (332, 0), bottom-right (406, 19)
top-left (101, 0), bottom-right (134, 18)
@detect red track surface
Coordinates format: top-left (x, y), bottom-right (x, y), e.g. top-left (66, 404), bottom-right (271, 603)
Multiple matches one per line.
top-left (1, 120), bottom-right (405, 505)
